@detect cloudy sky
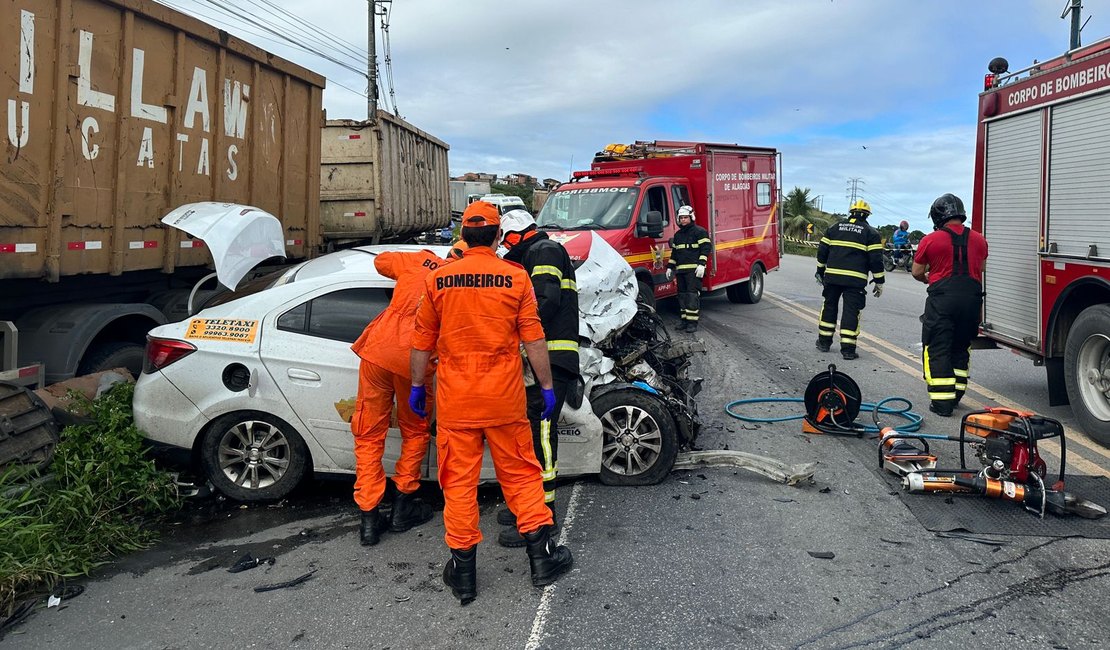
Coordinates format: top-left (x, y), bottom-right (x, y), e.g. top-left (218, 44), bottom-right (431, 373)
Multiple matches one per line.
top-left (158, 0), bottom-right (1101, 232)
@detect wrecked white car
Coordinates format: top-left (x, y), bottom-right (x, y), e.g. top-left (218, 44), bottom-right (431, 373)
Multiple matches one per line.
top-left (134, 204), bottom-right (703, 501)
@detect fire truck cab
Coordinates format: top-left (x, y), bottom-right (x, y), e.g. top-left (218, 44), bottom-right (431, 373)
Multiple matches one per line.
top-left (535, 141), bottom-right (781, 305)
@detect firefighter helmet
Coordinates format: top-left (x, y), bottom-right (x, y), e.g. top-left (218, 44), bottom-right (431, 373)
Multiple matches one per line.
top-left (499, 208), bottom-right (537, 248)
top-left (677, 205), bottom-right (695, 219)
top-left (928, 193), bottom-right (967, 230)
top-left (849, 200), bottom-right (871, 217)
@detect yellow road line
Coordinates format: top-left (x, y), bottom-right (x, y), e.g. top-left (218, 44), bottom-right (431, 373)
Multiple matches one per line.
top-left (764, 291), bottom-right (1109, 477)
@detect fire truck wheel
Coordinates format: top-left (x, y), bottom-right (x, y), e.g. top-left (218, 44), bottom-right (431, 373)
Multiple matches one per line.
top-left (726, 265), bottom-right (764, 304)
top-left (637, 280), bottom-right (657, 308)
top-left (1064, 304), bottom-right (1110, 447)
top-left (595, 389), bottom-right (678, 486)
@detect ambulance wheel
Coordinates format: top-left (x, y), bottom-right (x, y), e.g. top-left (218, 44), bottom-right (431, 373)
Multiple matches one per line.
top-left (201, 411), bottom-right (309, 501)
top-left (595, 389), bottom-right (678, 486)
top-left (637, 280), bottom-right (657, 308)
top-left (1064, 305), bottom-right (1110, 447)
top-left (727, 265), bottom-right (764, 304)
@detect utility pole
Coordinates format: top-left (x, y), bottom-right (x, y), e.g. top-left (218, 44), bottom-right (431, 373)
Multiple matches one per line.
top-left (1062, 0), bottom-right (1084, 51)
top-left (367, 1), bottom-right (378, 122)
top-left (845, 178), bottom-right (864, 206)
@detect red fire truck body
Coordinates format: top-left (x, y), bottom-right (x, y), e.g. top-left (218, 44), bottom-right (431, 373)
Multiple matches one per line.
top-left (975, 39), bottom-right (1110, 446)
top-left (535, 141), bottom-right (781, 305)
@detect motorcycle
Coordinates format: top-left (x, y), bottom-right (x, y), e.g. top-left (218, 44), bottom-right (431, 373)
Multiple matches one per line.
top-left (882, 243), bottom-right (914, 273)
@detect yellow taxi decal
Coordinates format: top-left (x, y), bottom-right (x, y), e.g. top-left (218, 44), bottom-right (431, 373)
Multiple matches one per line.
top-left (185, 318), bottom-right (259, 343)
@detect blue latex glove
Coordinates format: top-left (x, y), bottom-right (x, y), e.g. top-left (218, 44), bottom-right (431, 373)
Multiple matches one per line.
top-left (540, 387), bottom-right (556, 420)
top-left (408, 385), bottom-right (427, 418)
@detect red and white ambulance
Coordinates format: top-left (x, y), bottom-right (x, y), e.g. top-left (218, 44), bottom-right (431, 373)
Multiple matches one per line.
top-left (535, 141), bottom-right (781, 305)
top-left (975, 39), bottom-right (1110, 446)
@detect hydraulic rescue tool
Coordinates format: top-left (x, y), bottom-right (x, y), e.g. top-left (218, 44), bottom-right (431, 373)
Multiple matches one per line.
top-left (879, 408), bottom-right (1106, 519)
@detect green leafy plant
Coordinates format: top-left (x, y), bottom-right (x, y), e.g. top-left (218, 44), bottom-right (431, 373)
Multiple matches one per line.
top-left (0, 382), bottom-right (181, 617)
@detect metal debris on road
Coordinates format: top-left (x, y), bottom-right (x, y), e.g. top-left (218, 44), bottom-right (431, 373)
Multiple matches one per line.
top-left (228, 553), bottom-right (276, 573)
top-left (807, 551), bottom-right (835, 559)
top-left (254, 570), bottom-right (317, 593)
top-left (934, 532), bottom-right (1009, 546)
top-left (673, 450), bottom-right (817, 485)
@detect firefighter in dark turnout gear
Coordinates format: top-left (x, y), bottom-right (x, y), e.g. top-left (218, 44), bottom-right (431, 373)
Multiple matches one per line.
top-left (815, 200), bottom-right (885, 360)
top-left (667, 205), bottom-right (712, 332)
top-left (496, 209), bottom-right (581, 547)
top-left (912, 194), bottom-right (988, 417)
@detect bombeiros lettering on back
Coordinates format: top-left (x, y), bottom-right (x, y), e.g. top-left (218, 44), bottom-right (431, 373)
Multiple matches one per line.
top-left (6, 9), bottom-right (251, 180)
top-left (435, 273), bottom-right (515, 290)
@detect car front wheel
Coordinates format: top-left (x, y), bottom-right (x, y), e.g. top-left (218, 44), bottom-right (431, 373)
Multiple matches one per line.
top-left (200, 411), bottom-right (309, 501)
top-left (595, 389), bottom-right (678, 486)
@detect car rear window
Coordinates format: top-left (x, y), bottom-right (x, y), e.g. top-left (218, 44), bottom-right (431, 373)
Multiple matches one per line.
top-left (277, 287), bottom-right (391, 343)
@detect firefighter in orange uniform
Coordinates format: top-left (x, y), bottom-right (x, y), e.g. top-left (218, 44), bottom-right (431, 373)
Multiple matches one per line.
top-left (348, 245), bottom-right (466, 546)
top-left (409, 201), bottom-right (573, 605)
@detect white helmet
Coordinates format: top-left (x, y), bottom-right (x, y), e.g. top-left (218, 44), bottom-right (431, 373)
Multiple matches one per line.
top-left (500, 208), bottom-right (536, 239)
top-left (677, 205), bottom-right (695, 219)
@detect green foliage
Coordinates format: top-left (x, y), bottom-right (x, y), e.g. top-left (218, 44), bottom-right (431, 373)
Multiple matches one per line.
top-left (490, 183), bottom-right (534, 211)
top-left (0, 382), bottom-right (180, 616)
top-left (783, 241), bottom-right (819, 258)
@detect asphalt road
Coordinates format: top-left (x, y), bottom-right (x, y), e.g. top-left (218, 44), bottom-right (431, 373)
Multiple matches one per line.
top-left (5, 253), bottom-right (1109, 649)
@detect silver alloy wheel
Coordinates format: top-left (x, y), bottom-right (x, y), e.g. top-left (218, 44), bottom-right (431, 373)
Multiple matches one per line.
top-left (217, 419), bottom-right (292, 490)
top-left (600, 404), bottom-right (664, 477)
top-left (1078, 332), bottom-right (1110, 421)
top-left (750, 267), bottom-right (764, 298)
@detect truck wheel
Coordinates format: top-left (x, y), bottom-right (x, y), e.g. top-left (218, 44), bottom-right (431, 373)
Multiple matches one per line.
top-left (637, 280), bottom-right (657, 308)
top-left (595, 389), bottom-right (678, 486)
top-left (77, 341), bottom-right (146, 377)
top-left (1064, 305), bottom-right (1110, 447)
top-left (200, 411), bottom-right (309, 501)
top-left (726, 265), bottom-right (764, 304)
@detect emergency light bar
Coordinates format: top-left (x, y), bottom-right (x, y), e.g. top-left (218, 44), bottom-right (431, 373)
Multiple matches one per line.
top-left (571, 166), bottom-right (644, 179)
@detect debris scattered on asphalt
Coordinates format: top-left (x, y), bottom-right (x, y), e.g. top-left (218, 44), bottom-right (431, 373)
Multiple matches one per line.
top-left (879, 538), bottom-right (905, 545)
top-left (228, 553), bottom-right (276, 573)
top-left (807, 551), bottom-right (835, 559)
top-left (47, 596), bottom-right (61, 608)
top-left (254, 570), bottom-right (317, 593)
top-left (394, 593), bottom-right (411, 603)
top-left (819, 487), bottom-right (832, 493)
top-left (935, 532), bottom-right (1008, 546)
top-left (773, 497), bottom-right (795, 503)
top-left (690, 493), bottom-right (701, 500)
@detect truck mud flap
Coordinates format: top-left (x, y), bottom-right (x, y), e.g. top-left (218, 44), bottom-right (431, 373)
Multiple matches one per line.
top-left (0, 382), bottom-right (60, 473)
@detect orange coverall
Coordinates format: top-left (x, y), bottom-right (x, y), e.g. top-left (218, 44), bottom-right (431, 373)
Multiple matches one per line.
top-left (412, 246), bottom-right (553, 549)
top-left (349, 250), bottom-right (444, 512)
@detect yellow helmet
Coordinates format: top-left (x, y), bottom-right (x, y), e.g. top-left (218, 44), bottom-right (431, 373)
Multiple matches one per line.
top-left (849, 199), bottom-right (871, 216)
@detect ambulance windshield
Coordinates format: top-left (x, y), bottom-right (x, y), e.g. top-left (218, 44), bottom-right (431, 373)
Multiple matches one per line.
top-left (536, 187), bottom-right (639, 230)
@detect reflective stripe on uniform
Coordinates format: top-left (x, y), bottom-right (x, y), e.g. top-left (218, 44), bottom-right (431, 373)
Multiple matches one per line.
top-left (825, 268), bottom-right (869, 280)
top-left (531, 264), bottom-right (563, 279)
top-left (547, 339), bottom-right (579, 352)
top-left (676, 263), bottom-right (700, 270)
top-left (561, 279), bottom-right (577, 291)
top-left (866, 243), bottom-right (885, 251)
top-left (544, 489), bottom-right (556, 503)
top-left (539, 419), bottom-right (554, 474)
top-left (697, 238), bottom-right (711, 245)
top-left (872, 271), bottom-right (886, 280)
top-left (954, 368), bottom-right (969, 378)
top-left (827, 240), bottom-right (867, 251)
top-left (839, 327), bottom-right (860, 337)
top-left (929, 391), bottom-right (958, 400)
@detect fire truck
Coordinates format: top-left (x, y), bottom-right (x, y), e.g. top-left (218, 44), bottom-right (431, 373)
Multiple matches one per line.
top-left (975, 40), bottom-right (1110, 447)
top-left (535, 141), bottom-right (781, 305)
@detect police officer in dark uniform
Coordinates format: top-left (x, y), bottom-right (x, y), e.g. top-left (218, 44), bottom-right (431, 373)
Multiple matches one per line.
top-left (815, 200), bottom-right (885, 360)
top-left (912, 194), bottom-right (989, 416)
top-left (667, 205), bottom-right (712, 333)
top-left (495, 209), bottom-right (581, 546)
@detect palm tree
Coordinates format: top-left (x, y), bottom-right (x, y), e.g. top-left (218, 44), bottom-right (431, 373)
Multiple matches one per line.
top-left (783, 187), bottom-right (815, 239)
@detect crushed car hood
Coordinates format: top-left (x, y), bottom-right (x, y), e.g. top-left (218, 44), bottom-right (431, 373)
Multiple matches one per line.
top-left (162, 202), bottom-right (286, 290)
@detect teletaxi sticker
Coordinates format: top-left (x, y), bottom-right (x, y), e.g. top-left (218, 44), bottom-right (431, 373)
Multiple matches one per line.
top-left (185, 318), bottom-right (258, 343)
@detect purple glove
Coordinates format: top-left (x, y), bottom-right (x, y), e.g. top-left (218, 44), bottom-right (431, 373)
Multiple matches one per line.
top-left (408, 385), bottom-right (427, 418)
top-left (541, 387), bottom-right (556, 420)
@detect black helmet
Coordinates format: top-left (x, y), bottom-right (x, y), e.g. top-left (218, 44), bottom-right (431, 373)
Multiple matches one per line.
top-left (929, 193), bottom-right (966, 230)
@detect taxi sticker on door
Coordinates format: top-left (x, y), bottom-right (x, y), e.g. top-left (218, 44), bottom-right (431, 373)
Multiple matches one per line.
top-left (185, 318), bottom-right (258, 343)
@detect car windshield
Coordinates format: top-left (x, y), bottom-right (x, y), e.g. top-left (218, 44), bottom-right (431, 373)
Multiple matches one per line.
top-left (200, 265), bottom-right (298, 309)
top-left (536, 187), bottom-right (639, 230)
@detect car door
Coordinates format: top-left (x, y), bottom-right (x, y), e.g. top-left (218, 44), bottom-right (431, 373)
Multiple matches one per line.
top-left (634, 183), bottom-right (676, 290)
top-left (259, 284), bottom-right (394, 473)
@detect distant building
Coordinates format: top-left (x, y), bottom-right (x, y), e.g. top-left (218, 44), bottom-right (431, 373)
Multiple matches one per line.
top-left (543, 178), bottom-right (561, 189)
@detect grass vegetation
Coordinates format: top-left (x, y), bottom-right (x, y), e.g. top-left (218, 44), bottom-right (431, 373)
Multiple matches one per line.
top-left (0, 382), bottom-right (180, 617)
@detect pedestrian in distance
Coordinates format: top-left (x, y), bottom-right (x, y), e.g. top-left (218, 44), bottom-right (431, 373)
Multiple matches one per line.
top-left (348, 245), bottom-right (466, 546)
top-left (815, 200), bottom-right (885, 360)
top-left (495, 209), bottom-right (581, 548)
top-left (409, 200), bottom-right (573, 606)
top-left (912, 194), bottom-right (988, 417)
top-left (667, 205), bottom-right (712, 333)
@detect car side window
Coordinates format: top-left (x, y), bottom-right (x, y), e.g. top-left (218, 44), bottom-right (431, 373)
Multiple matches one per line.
top-left (277, 288), bottom-right (391, 343)
top-left (671, 185), bottom-right (691, 220)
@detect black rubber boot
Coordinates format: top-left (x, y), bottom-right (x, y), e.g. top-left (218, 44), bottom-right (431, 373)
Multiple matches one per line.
top-left (929, 401), bottom-right (953, 417)
top-left (359, 508), bottom-right (389, 546)
top-left (815, 339), bottom-right (831, 353)
top-left (841, 348), bottom-right (859, 360)
top-left (391, 491), bottom-right (433, 532)
top-left (524, 525), bottom-right (573, 587)
top-left (496, 507), bottom-right (516, 527)
top-left (498, 505), bottom-right (557, 548)
top-left (442, 546), bottom-right (477, 605)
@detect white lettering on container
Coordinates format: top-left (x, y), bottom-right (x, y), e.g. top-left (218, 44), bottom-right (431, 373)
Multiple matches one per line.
top-left (136, 126), bottom-right (155, 168)
top-left (77, 31), bottom-right (115, 112)
top-left (81, 117), bottom-right (100, 159)
top-left (176, 133), bottom-right (189, 171)
top-left (223, 80), bottom-right (249, 138)
top-left (20, 10), bottom-right (34, 94)
top-left (226, 144), bottom-right (239, 180)
top-left (130, 49), bottom-right (167, 123)
top-left (7, 100), bottom-right (29, 148)
top-left (197, 137), bottom-right (210, 175)
top-left (184, 67), bottom-right (210, 132)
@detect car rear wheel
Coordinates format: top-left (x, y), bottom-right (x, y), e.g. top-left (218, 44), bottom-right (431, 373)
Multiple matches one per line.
top-left (726, 265), bottom-right (764, 304)
top-left (595, 389), bottom-right (678, 486)
top-left (200, 411), bottom-right (309, 501)
top-left (1064, 305), bottom-right (1110, 447)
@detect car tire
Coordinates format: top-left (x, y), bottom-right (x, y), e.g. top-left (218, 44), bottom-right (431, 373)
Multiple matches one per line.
top-left (637, 280), bottom-right (657, 309)
top-left (595, 389), bottom-right (678, 486)
top-left (1064, 305), bottom-right (1110, 447)
top-left (77, 341), bottom-right (146, 377)
top-left (200, 411), bottom-right (310, 501)
top-left (726, 265), bottom-right (764, 304)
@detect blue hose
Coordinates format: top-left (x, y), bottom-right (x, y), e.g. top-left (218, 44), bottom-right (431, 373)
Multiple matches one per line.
top-left (724, 395), bottom-right (923, 433)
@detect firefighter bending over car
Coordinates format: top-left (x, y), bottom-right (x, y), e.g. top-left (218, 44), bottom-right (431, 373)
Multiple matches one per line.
top-left (667, 205), bottom-right (712, 333)
top-left (912, 194), bottom-right (988, 417)
top-left (496, 209), bottom-right (581, 548)
top-left (349, 246), bottom-right (465, 546)
top-left (409, 200), bottom-right (573, 605)
top-left (815, 200), bottom-right (885, 360)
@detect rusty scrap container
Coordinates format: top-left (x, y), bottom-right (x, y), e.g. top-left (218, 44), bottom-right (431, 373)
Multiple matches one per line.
top-left (0, 0), bottom-right (324, 281)
top-left (320, 112), bottom-right (450, 242)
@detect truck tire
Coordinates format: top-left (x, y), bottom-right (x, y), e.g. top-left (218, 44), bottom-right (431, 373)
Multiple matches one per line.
top-left (77, 341), bottom-right (146, 378)
top-left (1064, 304), bottom-right (1110, 447)
top-left (595, 389), bottom-right (678, 486)
top-left (200, 411), bottom-right (309, 501)
top-left (637, 280), bottom-right (657, 309)
top-left (726, 265), bottom-right (764, 304)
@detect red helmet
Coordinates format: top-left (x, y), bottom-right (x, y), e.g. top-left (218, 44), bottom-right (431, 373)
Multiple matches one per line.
top-left (899, 220), bottom-right (909, 230)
